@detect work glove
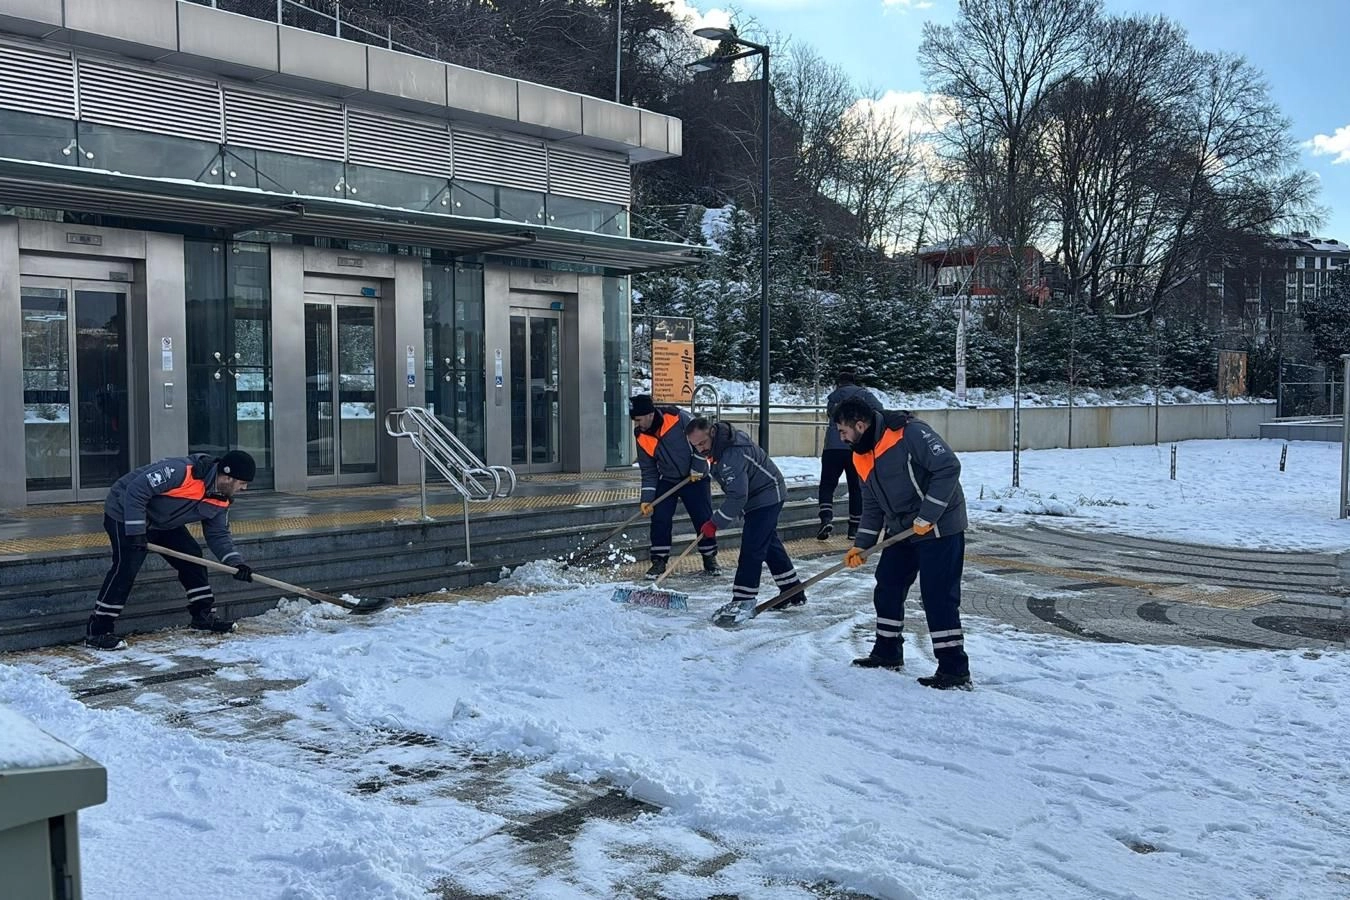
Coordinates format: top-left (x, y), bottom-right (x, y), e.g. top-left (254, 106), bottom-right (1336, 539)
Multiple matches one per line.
top-left (699, 520), bottom-right (718, 540)
top-left (124, 532), bottom-right (148, 551)
top-left (640, 502), bottom-right (654, 517)
top-left (843, 547), bottom-right (866, 569)
top-left (232, 563), bottom-right (254, 583)
top-left (688, 471), bottom-right (705, 483)
top-left (912, 517), bottom-right (934, 537)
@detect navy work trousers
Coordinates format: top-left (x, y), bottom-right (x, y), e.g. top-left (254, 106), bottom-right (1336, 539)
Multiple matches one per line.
top-left (649, 477), bottom-right (716, 560)
top-left (872, 531), bottom-right (969, 675)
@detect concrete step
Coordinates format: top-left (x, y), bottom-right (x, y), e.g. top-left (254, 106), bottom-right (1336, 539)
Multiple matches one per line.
top-left (0, 488), bottom-right (828, 651)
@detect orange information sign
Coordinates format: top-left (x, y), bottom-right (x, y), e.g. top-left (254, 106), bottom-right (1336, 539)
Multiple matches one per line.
top-left (652, 341), bottom-right (695, 405)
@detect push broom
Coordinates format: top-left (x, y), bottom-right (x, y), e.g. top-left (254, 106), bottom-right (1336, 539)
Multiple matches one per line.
top-left (561, 476), bottom-right (693, 570)
top-left (610, 534), bottom-right (701, 609)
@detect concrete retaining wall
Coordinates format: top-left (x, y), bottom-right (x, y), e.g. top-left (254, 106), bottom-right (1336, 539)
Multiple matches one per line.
top-left (717, 402), bottom-right (1277, 457)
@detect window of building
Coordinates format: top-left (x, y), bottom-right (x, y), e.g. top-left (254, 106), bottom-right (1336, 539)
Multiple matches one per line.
top-left (76, 122), bottom-right (221, 183)
top-left (546, 195), bottom-right (627, 235)
top-left (0, 109), bottom-right (77, 165)
top-left (345, 164), bottom-right (450, 212)
top-left (184, 241), bottom-right (274, 487)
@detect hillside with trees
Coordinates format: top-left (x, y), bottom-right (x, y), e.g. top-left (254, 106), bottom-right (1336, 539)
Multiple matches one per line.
top-left (301, 0), bottom-right (1323, 399)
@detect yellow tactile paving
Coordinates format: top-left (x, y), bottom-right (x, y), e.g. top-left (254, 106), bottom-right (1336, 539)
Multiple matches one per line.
top-left (0, 487), bottom-right (644, 557)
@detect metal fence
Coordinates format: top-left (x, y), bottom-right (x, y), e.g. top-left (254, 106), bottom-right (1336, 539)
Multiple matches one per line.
top-left (1277, 381), bottom-right (1344, 418)
top-left (186, 0), bottom-right (448, 61)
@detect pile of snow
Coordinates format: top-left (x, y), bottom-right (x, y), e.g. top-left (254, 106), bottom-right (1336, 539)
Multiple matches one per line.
top-left (3, 570), bottom-right (1348, 898)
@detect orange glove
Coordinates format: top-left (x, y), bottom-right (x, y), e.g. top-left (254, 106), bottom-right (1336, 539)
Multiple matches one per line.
top-left (688, 471), bottom-right (705, 483)
top-left (843, 547), bottom-right (866, 569)
top-left (640, 502), bottom-right (654, 516)
top-left (912, 517), bottom-right (934, 536)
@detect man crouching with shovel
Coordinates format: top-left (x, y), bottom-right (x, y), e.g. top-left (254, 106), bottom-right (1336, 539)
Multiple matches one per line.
top-left (685, 418), bottom-right (806, 625)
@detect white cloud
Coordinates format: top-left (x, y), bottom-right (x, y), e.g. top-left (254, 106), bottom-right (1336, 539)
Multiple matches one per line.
top-left (666, 0), bottom-right (733, 34)
top-left (1305, 126), bottom-right (1350, 164)
top-left (848, 89), bottom-right (946, 135)
top-left (883, 0), bottom-right (935, 10)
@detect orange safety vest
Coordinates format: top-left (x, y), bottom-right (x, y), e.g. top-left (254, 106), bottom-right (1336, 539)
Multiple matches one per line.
top-left (852, 427), bottom-right (904, 483)
top-left (636, 413), bottom-right (679, 458)
top-left (164, 469), bottom-right (229, 508)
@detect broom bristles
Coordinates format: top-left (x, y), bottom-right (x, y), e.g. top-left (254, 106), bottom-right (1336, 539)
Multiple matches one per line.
top-left (611, 586), bottom-right (690, 610)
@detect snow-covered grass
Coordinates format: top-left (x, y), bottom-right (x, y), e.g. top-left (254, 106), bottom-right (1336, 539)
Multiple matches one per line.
top-left (779, 438), bottom-right (1350, 552)
top-left (633, 376), bottom-right (1266, 411)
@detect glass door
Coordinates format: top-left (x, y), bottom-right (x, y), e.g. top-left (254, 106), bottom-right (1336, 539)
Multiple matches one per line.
top-left (305, 296), bottom-right (379, 485)
top-left (509, 308), bottom-right (562, 472)
top-left (21, 277), bottom-right (129, 501)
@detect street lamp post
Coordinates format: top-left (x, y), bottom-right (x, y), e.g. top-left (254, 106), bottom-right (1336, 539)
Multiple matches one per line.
top-left (690, 28), bottom-right (771, 450)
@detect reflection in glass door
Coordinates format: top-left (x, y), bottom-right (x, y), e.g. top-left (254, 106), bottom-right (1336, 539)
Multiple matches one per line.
top-left (509, 309), bottom-right (562, 471)
top-left (305, 297), bottom-right (378, 484)
top-left (21, 278), bottom-right (129, 500)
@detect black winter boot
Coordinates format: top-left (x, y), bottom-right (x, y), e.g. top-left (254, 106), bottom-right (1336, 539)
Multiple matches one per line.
top-left (851, 639), bottom-right (902, 670)
top-left (917, 671), bottom-right (973, 691)
top-left (769, 589), bottom-right (807, 610)
top-left (84, 615), bottom-right (127, 651)
top-left (816, 521), bottom-right (834, 541)
top-left (644, 557), bottom-right (668, 580)
top-left (188, 605), bottom-right (236, 634)
top-left (701, 554), bottom-right (722, 576)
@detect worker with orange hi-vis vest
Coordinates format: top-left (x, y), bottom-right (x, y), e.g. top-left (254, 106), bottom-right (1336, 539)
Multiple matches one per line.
top-left (832, 398), bottom-right (973, 690)
top-left (629, 394), bottom-right (717, 580)
top-left (85, 451), bottom-right (256, 650)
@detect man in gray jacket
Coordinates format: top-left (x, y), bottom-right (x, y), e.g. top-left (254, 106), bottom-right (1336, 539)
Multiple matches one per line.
top-left (85, 450), bottom-right (256, 650)
top-left (685, 418), bottom-right (806, 623)
top-left (834, 398), bottom-right (972, 690)
top-left (818, 369), bottom-right (884, 540)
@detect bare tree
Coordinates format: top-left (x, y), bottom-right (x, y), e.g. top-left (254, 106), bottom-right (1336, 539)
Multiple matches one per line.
top-left (833, 99), bottom-right (925, 252)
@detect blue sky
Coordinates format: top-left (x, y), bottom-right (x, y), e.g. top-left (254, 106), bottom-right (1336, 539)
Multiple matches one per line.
top-left (679, 0), bottom-right (1350, 241)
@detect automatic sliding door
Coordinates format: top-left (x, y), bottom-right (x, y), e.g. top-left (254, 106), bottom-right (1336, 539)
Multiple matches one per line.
top-left (509, 308), bottom-right (562, 472)
top-left (305, 296), bottom-right (378, 484)
top-left (21, 278), bottom-right (128, 500)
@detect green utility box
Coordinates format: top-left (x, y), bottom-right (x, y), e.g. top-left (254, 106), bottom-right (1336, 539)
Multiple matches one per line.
top-left (0, 707), bottom-right (107, 900)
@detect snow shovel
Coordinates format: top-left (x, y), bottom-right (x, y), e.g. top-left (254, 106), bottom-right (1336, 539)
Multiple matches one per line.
top-left (561, 476), bottom-right (694, 569)
top-left (609, 534), bottom-right (702, 610)
top-left (711, 527), bottom-right (917, 627)
top-left (148, 543), bottom-right (393, 615)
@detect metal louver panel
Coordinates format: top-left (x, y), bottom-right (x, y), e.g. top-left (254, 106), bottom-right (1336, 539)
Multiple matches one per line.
top-left (223, 89), bottom-right (344, 160)
top-left (547, 146), bottom-right (631, 207)
top-left (452, 129), bottom-right (546, 192)
top-left (347, 108), bottom-right (450, 176)
top-left (77, 60), bottom-right (221, 143)
top-left (0, 43), bottom-right (75, 119)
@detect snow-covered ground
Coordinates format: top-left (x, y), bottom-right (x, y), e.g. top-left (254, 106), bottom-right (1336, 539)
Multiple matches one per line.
top-left (776, 437), bottom-right (1350, 552)
top-left (2, 438), bottom-right (1348, 899)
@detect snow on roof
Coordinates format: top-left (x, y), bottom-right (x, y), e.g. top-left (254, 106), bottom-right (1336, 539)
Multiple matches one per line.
top-left (0, 705), bottom-right (85, 770)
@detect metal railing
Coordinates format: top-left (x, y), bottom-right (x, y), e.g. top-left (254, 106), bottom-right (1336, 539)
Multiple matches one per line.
top-left (384, 407), bottom-right (516, 563)
top-left (188, 0), bottom-right (449, 63)
top-left (691, 382), bottom-right (722, 423)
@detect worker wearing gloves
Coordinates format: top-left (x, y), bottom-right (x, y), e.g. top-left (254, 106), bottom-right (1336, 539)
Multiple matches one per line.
top-left (834, 398), bottom-right (972, 690)
top-left (630, 394), bottom-right (718, 579)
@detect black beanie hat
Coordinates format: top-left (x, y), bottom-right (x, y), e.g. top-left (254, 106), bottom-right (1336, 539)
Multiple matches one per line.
top-left (218, 450), bottom-right (256, 483)
top-left (628, 394), bottom-right (656, 418)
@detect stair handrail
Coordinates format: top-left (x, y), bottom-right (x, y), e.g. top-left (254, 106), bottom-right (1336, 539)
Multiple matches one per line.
top-left (384, 407), bottom-right (517, 563)
top-left (691, 382), bottom-right (722, 423)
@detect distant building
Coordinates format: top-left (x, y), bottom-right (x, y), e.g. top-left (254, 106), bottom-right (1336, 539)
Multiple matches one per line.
top-left (1210, 232), bottom-right (1350, 358)
top-left (915, 233), bottom-right (1049, 306)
